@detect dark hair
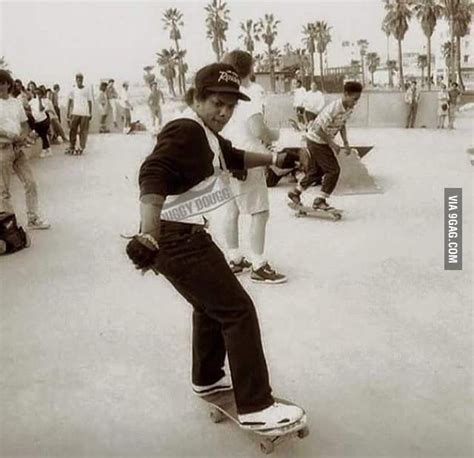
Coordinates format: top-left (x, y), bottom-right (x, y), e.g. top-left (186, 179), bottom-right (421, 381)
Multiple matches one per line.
top-left (108, 79), bottom-right (114, 83)
top-left (184, 87), bottom-right (213, 106)
top-left (344, 81), bottom-right (363, 94)
top-left (222, 50), bottom-right (252, 79)
top-left (0, 70), bottom-right (14, 92)
top-left (99, 81), bottom-right (108, 91)
top-left (296, 79), bottom-right (302, 85)
top-left (27, 81), bottom-right (37, 91)
top-left (452, 82), bottom-right (458, 87)
top-left (53, 84), bottom-right (60, 90)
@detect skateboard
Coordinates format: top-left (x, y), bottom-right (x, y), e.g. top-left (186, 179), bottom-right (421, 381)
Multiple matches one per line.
top-left (202, 390), bottom-right (309, 455)
top-left (288, 201), bottom-right (343, 221)
top-left (126, 120), bottom-right (139, 134)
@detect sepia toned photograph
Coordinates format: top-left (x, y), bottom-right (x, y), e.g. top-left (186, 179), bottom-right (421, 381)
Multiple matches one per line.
top-left (0, 0), bottom-right (472, 457)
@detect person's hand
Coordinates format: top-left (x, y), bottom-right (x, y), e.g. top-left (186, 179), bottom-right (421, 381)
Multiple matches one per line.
top-left (126, 234), bottom-right (159, 271)
top-left (273, 151), bottom-right (289, 169)
top-left (342, 143), bottom-right (351, 156)
top-left (331, 143), bottom-right (341, 155)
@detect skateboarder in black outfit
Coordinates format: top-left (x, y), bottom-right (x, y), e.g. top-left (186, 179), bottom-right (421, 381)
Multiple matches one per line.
top-left (125, 63), bottom-right (304, 431)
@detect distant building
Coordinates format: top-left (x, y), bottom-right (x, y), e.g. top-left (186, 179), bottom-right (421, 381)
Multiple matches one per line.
top-left (432, 20), bottom-right (473, 89)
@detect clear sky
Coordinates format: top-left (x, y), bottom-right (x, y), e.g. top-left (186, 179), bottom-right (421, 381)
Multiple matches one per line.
top-left (1, 0), bottom-right (434, 88)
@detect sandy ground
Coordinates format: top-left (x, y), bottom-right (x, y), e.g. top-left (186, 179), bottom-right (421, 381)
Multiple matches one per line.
top-left (0, 112), bottom-right (472, 458)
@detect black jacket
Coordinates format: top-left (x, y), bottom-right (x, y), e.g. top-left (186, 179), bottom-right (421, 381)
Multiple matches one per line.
top-left (139, 119), bottom-right (245, 197)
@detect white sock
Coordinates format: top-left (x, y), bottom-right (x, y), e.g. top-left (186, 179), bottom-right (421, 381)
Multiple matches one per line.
top-left (251, 254), bottom-right (267, 271)
top-left (229, 249), bottom-right (243, 263)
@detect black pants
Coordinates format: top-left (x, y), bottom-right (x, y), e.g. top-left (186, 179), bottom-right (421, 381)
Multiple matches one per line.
top-left (33, 117), bottom-right (51, 150)
top-left (154, 221), bottom-right (274, 414)
top-left (406, 102), bottom-right (418, 128)
top-left (304, 110), bottom-right (318, 122)
top-left (54, 105), bottom-right (61, 123)
top-left (301, 139), bottom-right (340, 196)
top-left (69, 115), bottom-right (90, 149)
top-left (295, 106), bottom-right (305, 123)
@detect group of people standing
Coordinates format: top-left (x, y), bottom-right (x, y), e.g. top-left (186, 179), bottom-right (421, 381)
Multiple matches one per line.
top-left (404, 79), bottom-right (462, 129)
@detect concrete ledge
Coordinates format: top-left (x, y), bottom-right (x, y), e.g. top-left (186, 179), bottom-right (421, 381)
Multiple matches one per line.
top-left (265, 91), bottom-right (439, 128)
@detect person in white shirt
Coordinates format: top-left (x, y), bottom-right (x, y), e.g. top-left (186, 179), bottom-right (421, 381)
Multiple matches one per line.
top-left (221, 50), bottom-right (286, 284)
top-left (288, 81), bottom-right (363, 211)
top-left (66, 73), bottom-right (92, 155)
top-left (292, 79), bottom-right (307, 124)
top-left (0, 70), bottom-right (50, 229)
top-left (303, 82), bottom-right (325, 123)
top-left (404, 80), bottom-right (420, 129)
top-left (28, 87), bottom-right (52, 158)
top-left (119, 82), bottom-right (133, 134)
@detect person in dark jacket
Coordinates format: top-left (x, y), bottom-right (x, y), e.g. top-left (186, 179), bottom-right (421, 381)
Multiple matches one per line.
top-left (126, 63), bottom-right (305, 431)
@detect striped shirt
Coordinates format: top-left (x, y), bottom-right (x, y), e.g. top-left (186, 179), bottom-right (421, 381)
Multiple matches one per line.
top-left (306, 99), bottom-right (353, 145)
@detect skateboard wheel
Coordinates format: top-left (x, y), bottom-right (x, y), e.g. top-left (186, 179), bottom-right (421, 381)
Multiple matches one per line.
top-left (209, 408), bottom-right (225, 423)
top-left (260, 439), bottom-right (274, 454)
top-left (297, 426), bottom-right (309, 439)
top-left (333, 213), bottom-right (342, 221)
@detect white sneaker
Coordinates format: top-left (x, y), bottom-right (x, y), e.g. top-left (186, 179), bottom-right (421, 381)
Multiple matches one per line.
top-left (192, 374), bottom-right (232, 397)
top-left (238, 402), bottom-right (304, 431)
top-left (27, 216), bottom-right (51, 230)
top-left (39, 148), bottom-right (53, 158)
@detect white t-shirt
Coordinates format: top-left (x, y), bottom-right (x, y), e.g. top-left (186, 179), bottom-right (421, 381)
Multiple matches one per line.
top-left (0, 97), bottom-right (27, 137)
top-left (306, 99), bottom-right (353, 145)
top-left (303, 90), bottom-right (325, 114)
top-left (68, 86), bottom-right (92, 116)
top-left (119, 88), bottom-right (131, 109)
top-left (221, 83), bottom-right (266, 153)
top-left (293, 87), bottom-right (307, 108)
top-left (28, 97), bottom-right (48, 123)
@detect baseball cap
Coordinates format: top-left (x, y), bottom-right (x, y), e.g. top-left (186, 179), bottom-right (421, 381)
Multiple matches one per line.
top-left (195, 63), bottom-right (250, 101)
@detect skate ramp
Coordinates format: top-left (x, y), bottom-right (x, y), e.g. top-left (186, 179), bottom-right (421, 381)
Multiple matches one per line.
top-left (333, 148), bottom-right (382, 195)
top-left (276, 128), bottom-right (382, 195)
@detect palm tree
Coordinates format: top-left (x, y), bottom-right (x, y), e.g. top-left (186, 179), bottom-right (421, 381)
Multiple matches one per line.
top-left (413, 0), bottom-right (443, 91)
top-left (239, 19), bottom-right (260, 57)
top-left (0, 56), bottom-right (8, 71)
top-left (381, 18), bottom-right (392, 62)
top-left (441, 40), bottom-right (453, 74)
top-left (205, 0), bottom-right (231, 61)
top-left (357, 39), bottom-right (369, 85)
top-left (257, 14), bottom-right (280, 92)
top-left (417, 54), bottom-right (428, 86)
top-left (387, 59), bottom-right (398, 87)
top-left (441, 0), bottom-right (460, 84)
top-left (156, 48), bottom-right (178, 97)
top-left (162, 8), bottom-right (186, 94)
top-left (314, 20), bottom-right (332, 91)
top-left (283, 42), bottom-right (293, 56)
top-left (452, 0), bottom-right (473, 89)
top-left (302, 23), bottom-right (316, 82)
top-left (254, 53), bottom-right (265, 72)
top-left (294, 48), bottom-right (308, 77)
top-left (367, 52), bottom-right (381, 85)
top-left (383, 0), bottom-right (413, 89)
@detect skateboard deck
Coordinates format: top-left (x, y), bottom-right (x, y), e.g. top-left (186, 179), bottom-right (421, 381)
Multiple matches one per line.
top-left (202, 390), bottom-right (308, 454)
top-left (288, 201), bottom-right (343, 220)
